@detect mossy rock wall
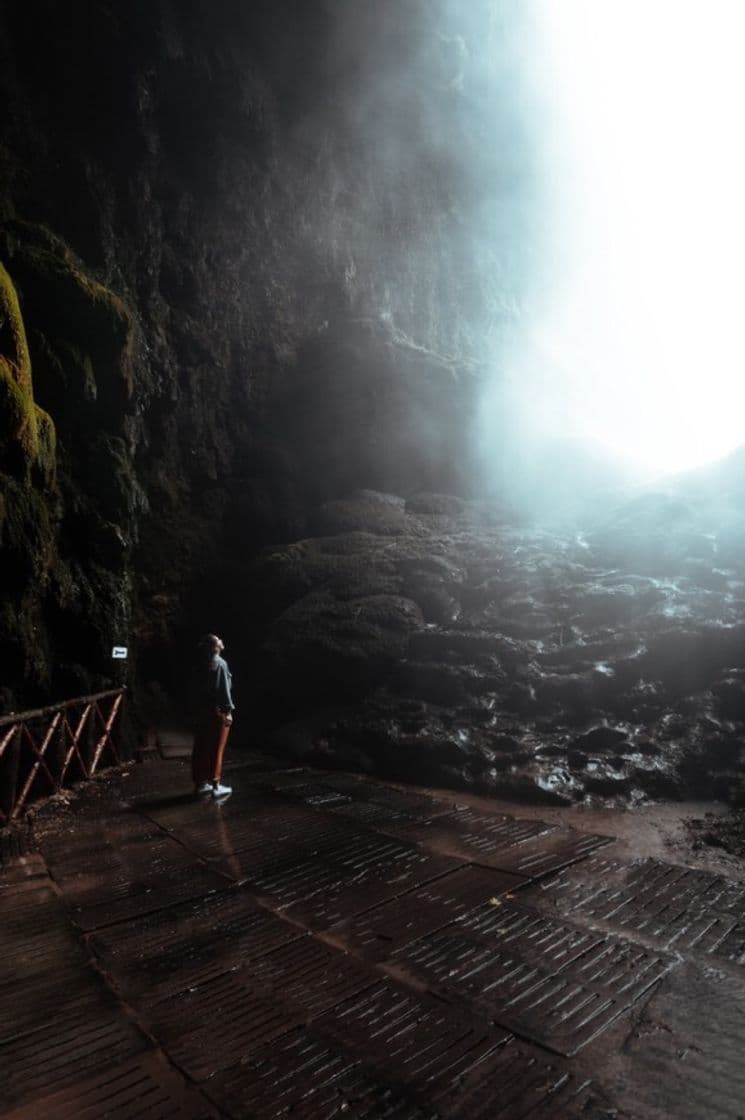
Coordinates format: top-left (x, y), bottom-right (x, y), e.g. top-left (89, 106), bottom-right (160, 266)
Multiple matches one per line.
top-left (0, 261), bottom-right (55, 481)
top-left (0, 232), bottom-right (144, 710)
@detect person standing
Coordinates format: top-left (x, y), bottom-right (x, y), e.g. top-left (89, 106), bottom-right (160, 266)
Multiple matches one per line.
top-left (191, 633), bottom-right (235, 798)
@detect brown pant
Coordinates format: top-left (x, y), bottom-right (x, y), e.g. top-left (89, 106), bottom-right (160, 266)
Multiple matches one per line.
top-left (192, 708), bottom-right (231, 785)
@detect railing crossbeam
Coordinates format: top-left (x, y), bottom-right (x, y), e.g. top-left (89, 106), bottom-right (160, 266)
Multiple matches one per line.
top-left (12, 712), bottom-right (63, 819)
top-left (90, 693), bottom-right (124, 774)
top-left (0, 688), bottom-right (126, 820)
top-left (60, 704), bottom-right (92, 785)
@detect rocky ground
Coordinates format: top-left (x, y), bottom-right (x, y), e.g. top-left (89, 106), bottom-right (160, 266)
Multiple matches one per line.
top-left (247, 452), bottom-right (745, 811)
top-left (686, 808), bottom-right (745, 860)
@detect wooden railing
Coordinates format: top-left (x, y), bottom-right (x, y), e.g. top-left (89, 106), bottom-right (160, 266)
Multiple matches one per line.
top-left (0, 688), bottom-right (126, 822)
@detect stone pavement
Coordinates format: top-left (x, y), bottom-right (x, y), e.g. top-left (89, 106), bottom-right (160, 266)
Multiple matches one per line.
top-left (1, 751), bottom-right (745, 1119)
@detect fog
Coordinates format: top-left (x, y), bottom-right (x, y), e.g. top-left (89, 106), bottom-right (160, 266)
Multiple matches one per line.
top-left (288, 1), bottom-right (745, 513)
top-left (476, 0), bottom-right (745, 508)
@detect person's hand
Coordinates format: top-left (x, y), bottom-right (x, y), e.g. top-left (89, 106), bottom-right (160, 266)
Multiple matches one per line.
top-left (224, 712), bottom-right (233, 726)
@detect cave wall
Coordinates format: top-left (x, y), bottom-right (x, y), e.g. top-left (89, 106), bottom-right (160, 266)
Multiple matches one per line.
top-left (0, 0), bottom-right (534, 712)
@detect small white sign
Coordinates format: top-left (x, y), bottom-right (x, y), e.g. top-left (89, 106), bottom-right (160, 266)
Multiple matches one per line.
top-left (112, 646), bottom-right (128, 660)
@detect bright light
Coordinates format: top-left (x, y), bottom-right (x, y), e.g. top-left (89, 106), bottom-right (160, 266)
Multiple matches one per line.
top-left (511, 1), bottom-right (745, 477)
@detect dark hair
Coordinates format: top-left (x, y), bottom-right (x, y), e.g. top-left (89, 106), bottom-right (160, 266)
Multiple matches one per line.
top-left (196, 633), bottom-right (220, 665)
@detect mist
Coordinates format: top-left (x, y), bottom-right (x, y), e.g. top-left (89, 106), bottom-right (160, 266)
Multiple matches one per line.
top-left (306, 2), bottom-right (745, 514)
top-left (474, 0), bottom-right (745, 512)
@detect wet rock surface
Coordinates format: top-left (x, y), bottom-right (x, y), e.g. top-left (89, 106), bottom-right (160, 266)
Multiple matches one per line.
top-left (253, 471), bottom-right (745, 807)
top-left (686, 808), bottom-right (745, 860)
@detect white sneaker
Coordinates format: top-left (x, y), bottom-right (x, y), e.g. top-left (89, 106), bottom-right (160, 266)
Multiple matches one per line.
top-left (211, 782), bottom-right (232, 798)
top-left (195, 782), bottom-right (212, 796)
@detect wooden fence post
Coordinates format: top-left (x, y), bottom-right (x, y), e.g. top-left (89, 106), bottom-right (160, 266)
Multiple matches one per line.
top-left (0, 726), bottom-right (22, 822)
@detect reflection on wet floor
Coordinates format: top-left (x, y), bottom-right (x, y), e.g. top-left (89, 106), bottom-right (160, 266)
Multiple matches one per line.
top-left (2, 754), bottom-right (745, 1118)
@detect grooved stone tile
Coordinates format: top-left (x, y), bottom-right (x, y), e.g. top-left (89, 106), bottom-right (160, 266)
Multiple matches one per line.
top-left (384, 805), bottom-right (558, 852)
top-left (0, 999), bottom-right (148, 1112)
top-left (238, 828), bottom-right (460, 928)
top-left (0, 882), bottom-right (87, 986)
top-left (390, 900), bottom-right (676, 1054)
top-left (89, 886), bottom-right (301, 1004)
top-left (143, 936), bottom-right (378, 1082)
top-left (327, 865), bottom-right (524, 960)
top-left (523, 855), bottom-right (745, 967)
top-left (384, 806), bottom-right (613, 879)
top-left (204, 1018), bottom-right (593, 1120)
top-left (0, 1052), bottom-right (216, 1120)
top-left (205, 1026), bottom-right (430, 1119)
top-left (69, 866), bottom-right (227, 932)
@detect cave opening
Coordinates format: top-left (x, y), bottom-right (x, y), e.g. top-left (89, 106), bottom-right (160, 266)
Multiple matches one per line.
top-left (479, 0), bottom-right (745, 510)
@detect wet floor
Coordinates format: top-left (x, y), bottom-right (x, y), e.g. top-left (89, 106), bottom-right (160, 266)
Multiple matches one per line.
top-left (2, 751), bottom-right (745, 1118)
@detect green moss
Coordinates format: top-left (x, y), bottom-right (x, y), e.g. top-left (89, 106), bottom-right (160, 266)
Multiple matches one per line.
top-left (0, 221), bottom-right (140, 707)
top-left (2, 220), bottom-right (137, 400)
top-left (0, 261), bottom-right (56, 480)
top-left (0, 260), bottom-right (31, 380)
top-left (34, 407), bottom-right (57, 482)
top-left (0, 473), bottom-right (56, 577)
